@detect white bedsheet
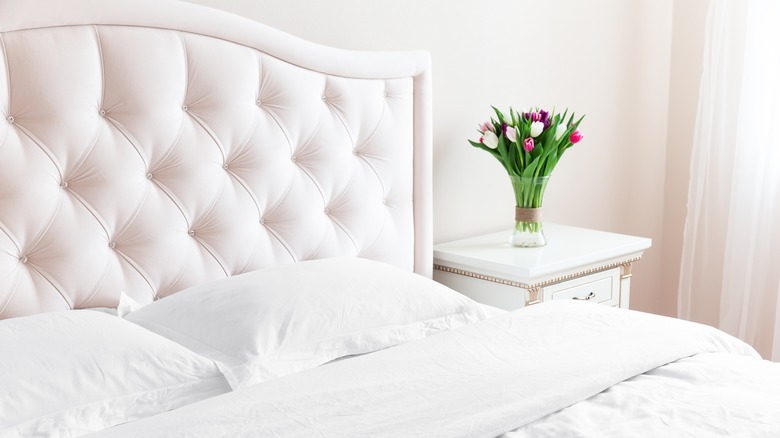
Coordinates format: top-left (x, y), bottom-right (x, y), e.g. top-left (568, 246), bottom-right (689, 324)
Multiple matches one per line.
top-left (90, 301), bottom-right (772, 437)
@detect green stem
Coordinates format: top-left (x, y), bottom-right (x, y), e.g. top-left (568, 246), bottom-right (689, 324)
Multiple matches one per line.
top-left (510, 175), bottom-right (549, 235)
top-left (511, 175), bottom-right (549, 209)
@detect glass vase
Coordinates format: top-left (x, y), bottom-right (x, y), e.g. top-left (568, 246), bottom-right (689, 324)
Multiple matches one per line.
top-left (509, 175), bottom-right (549, 247)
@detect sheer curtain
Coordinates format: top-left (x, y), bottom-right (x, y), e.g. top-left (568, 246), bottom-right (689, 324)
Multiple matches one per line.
top-left (679, 0), bottom-right (780, 361)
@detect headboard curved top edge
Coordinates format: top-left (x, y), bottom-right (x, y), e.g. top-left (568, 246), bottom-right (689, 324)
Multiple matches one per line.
top-left (0, 0), bottom-right (432, 318)
top-left (0, 0), bottom-right (432, 80)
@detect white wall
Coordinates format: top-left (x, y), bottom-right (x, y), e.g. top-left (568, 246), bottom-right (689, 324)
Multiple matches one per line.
top-left (183, 0), bottom-right (690, 317)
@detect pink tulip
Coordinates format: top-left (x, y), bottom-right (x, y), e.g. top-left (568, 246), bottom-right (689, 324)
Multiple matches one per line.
top-left (523, 137), bottom-right (534, 152)
top-left (506, 126), bottom-right (517, 142)
top-left (478, 121), bottom-right (495, 133)
top-left (570, 130), bottom-right (584, 144)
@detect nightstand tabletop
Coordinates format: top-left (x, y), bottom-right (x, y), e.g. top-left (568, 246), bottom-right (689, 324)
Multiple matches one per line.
top-left (433, 223), bottom-right (652, 284)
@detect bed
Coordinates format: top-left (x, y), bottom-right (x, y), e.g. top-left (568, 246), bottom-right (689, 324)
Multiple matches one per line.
top-left (1, 0), bottom-right (779, 436)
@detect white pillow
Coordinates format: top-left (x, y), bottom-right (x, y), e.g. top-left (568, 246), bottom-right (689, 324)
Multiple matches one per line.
top-left (85, 291), bottom-right (142, 317)
top-left (117, 290), bottom-right (144, 316)
top-left (125, 257), bottom-right (489, 389)
top-left (0, 310), bottom-right (230, 437)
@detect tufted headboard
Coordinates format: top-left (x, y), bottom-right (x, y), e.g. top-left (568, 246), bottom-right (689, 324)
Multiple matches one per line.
top-left (0, 0), bottom-right (432, 318)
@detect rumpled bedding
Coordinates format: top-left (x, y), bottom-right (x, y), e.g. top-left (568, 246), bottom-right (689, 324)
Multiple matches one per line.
top-left (504, 352), bottom-right (780, 437)
top-left (89, 301), bottom-right (774, 437)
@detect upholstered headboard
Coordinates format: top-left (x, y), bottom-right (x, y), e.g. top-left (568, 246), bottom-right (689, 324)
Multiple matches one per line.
top-left (0, 0), bottom-right (432, 318)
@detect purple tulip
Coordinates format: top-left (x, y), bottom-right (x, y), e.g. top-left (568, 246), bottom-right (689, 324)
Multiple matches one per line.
top-left (570, 130), bottom-right (584, 144)
top-left (523, 137), bottom-right (534, 152)
top-left (539, 110), bottom-right (551, 129)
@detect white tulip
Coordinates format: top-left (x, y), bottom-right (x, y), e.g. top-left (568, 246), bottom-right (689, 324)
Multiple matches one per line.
top-left (554, 123), bottom-right (567, 141)
top-left (481, 130), bottom-right (499, 149)
top-left (530, 121), bottom-right (544, 138)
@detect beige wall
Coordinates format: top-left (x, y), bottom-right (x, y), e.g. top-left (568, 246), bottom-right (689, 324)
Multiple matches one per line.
top-left (183, 0), bottom-right (708, 318)
top-left (662, 0), bottom-right (710, 317)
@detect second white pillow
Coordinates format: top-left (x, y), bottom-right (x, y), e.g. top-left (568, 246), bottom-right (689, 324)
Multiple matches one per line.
top-left (125, 257), bottom-right (489, 389)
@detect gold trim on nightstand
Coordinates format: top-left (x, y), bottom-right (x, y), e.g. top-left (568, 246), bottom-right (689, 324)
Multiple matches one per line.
top-left (433, 256), bottom-right (642, 293)
top-left (433, 264), bottom-right (533, 289)
top-left (526, 287), bottom-right (542, 306)
top-left (620, 261), bottom-right (634, 280)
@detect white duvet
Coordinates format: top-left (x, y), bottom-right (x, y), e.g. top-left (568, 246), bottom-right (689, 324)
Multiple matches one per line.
top-left (506, 352), bottom-right (780, 437)
top-left (90, 301), bottom-right (780, 437)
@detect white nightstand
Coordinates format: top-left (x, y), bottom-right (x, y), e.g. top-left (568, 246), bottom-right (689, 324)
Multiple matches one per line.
top-left (433, 223), bottom-right (652, 310)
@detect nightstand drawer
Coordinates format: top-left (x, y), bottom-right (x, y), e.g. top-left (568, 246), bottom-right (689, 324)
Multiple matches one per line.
top-left (545, 268), bottom-right (620, 306)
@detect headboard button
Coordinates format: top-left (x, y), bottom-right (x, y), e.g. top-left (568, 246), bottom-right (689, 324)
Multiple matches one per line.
top-left (188, 229), bottom-right (195, 237)
top-left (19, 255), bottom-right (27, 264)
top-left (99, 109), bottom-right (106, 117)
top-left (6, 116), bottom-right (14, 124)
top-left (108, 241), bottom-right (116, 249)
top-left (146, 173), bottom-right (154, 180)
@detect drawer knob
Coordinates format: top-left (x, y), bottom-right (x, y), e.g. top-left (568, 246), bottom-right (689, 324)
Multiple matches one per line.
top-left (573, 292), bottom-right (596, 301)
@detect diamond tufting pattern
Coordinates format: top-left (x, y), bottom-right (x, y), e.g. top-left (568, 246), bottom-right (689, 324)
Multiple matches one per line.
top-left (0, 12), bottom-right (429, 319)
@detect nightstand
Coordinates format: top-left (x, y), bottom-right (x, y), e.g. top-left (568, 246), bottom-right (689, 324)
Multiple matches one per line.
top-left (433, 223), bottom-right (652, 310)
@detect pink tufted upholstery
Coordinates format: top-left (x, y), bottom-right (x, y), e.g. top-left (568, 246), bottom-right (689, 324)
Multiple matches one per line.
top-left (0, 0), bottom-right (432, 318)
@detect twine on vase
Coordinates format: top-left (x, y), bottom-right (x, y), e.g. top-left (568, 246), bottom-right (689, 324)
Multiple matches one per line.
top-left (515, 207), bottom-right (542, 222)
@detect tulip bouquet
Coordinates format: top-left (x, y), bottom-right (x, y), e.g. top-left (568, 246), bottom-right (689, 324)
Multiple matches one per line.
top-left (469, 106), bottom-right (584, 246)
